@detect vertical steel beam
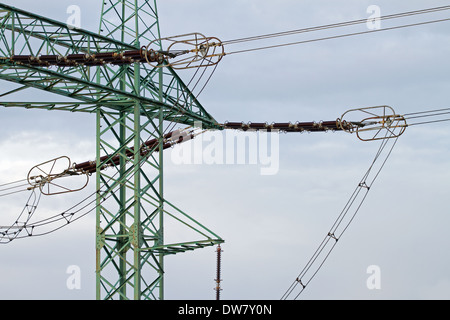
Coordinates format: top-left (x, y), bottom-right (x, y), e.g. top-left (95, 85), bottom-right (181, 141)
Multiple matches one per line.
top-left (158, 64), bottom-right (164, 300)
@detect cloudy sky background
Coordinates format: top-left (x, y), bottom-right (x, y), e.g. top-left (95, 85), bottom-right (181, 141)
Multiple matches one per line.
top-left (0, 0), bottom-right (450, 300)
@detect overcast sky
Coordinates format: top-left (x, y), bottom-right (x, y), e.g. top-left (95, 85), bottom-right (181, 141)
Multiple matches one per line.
top-left (0, 0), bottom-right (450, 300)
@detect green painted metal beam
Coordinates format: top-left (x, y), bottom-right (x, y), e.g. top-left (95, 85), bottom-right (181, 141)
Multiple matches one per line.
top-left (0, 2), bottom-right (219, 129)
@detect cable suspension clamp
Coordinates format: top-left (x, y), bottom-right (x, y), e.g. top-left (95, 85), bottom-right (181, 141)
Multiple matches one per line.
top-left (295, 277), bottom-right (306, 289)
top-left (339, 105), bottom-right (407, 141)
top-left (27, 156), bottom-right (89, 196)
top-left (327, 232), bottom-right (339, 242)
top-left (145, 32), bottom-right (225, 69)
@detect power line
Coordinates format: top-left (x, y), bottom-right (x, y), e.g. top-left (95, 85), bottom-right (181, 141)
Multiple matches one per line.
top-left (407, 118), bottom-right (450, 127)
top-left (279, 104), bottom-right (450, 299)
top-left (222, 5), bottom-right (450, 46)
top-left (0, 179), bottom-right (32, 198)
top-left (0, 178), bottom-right (27, 188)
top-left (281, 129), bottom-right (399, 300)
top-left (403, 107), bottom-right (450, 127)
top-left (224, 17), bottom-right (450, 56)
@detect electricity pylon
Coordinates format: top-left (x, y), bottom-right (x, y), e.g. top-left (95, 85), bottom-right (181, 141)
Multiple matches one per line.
top-left (0, 1), bottom-right (223, 300)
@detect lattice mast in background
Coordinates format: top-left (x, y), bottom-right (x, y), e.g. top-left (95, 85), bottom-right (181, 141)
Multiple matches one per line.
top-left (0, 1), bottom-right (223, 300)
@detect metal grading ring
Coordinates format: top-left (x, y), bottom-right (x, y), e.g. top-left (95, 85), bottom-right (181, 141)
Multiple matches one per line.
top-left (145, 32), bottom-right (225, 69)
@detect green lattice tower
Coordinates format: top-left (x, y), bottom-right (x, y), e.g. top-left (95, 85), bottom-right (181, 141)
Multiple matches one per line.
top-left (0, 1), bottom-right (223, 300)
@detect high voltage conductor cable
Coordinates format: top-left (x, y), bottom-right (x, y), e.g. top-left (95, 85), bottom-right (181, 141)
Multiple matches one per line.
top-left (408, 118), bottom-right (450, 126)
top-left (403, 107), bottom-right (450, 117)
top-left (10, 187), bottom-right (108, 239)
top-left (0, 124), bottom-right (202, 241)
top-left (402, 107), bottom-right (450, 127)
top-left (0, 178), bottom-right (28, 188)
top-left (222, 5), bottom-right (450, 45)
top-left (0, 140), bottom-right (139, 242)
top-left (281, 130), bottom-right (400, 300)
top-left (20, 147), bottom-right (190, 241)
top-left (0, 189), bottom-right (41, 242)
top-left (0, 164), bottom-right (124, 242)
top-left (223, 17), bottom-right (450, 56)
top-left (119, 5), bottom-right (450, 69)
top-left (0, 124), bottom-right (203, 241)
top-left (0, 180), bottom-right (31, 197)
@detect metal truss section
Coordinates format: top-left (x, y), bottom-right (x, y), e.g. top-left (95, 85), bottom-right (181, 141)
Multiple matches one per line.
top-left (0, 3), bottom-right (218, 129)
top-left (100, 0), bottom-right (160, 46)
top-left (93, 0), bottom-right (222, 300)
top-left (95, 107), bottom-right (222, 300)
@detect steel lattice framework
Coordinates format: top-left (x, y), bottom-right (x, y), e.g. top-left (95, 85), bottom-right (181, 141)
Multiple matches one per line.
top-left (0, 1), bottom-right (223, 300)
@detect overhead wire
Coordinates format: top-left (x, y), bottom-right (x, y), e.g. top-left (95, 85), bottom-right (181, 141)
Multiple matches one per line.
top-left (0, 180), bottom-right (31, 198)
top-left (277, 106), bottom-right (450, 298)
top-left (281, 128), bottom-right (400, 300)
top-left (279, 106), bottom-right (450, 299)
top-left (218, 5), bottom-right (450, 56)
top-left (0, 178), bottom-right (28, 188)
top-left (408, 118), bottom-right (450, 126)
top-left (0, 188), bottom-right (41, 242)
top-left (222, 5), bottom-right (450, 46)
top-left (224, 18), bottom-right (450, 56)
top-left (402, 107), bottom-right (450, 127)
top-left (0, 165), bottom-right (123, 242)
